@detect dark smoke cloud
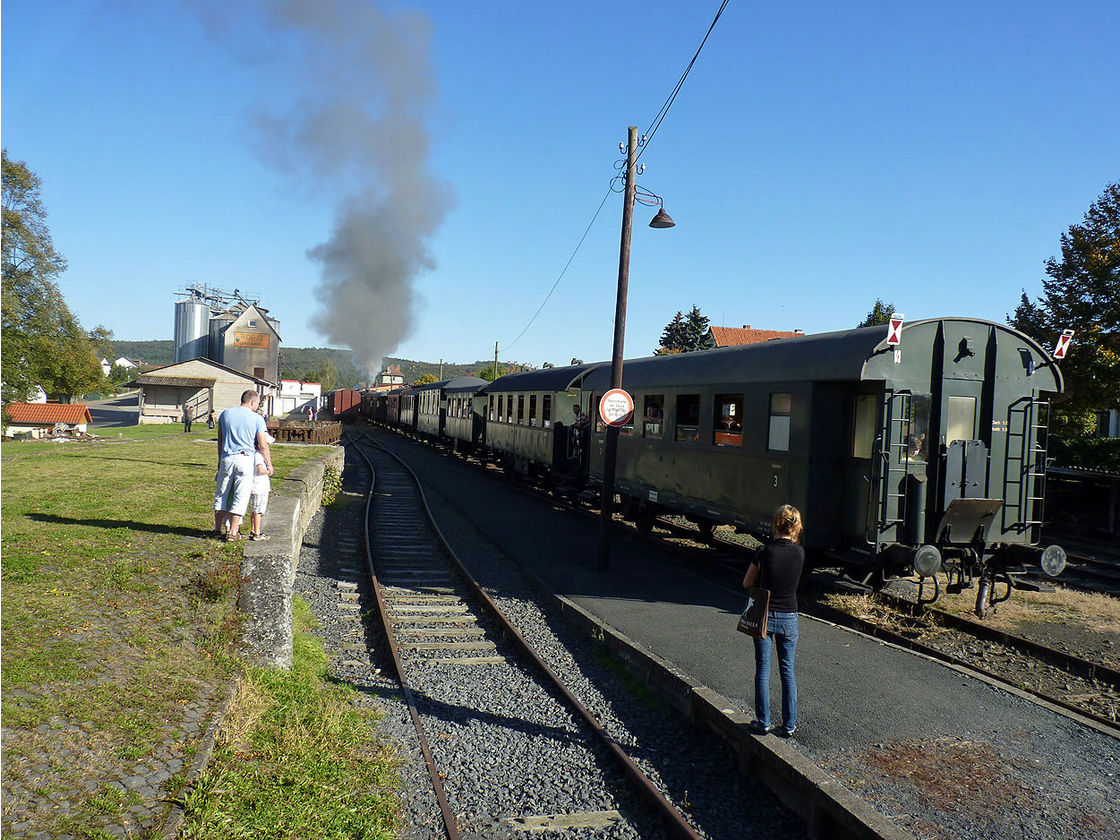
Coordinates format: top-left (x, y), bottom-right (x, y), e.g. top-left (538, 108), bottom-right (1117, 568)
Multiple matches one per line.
top-left (201, 0), bottom-right (452, 375)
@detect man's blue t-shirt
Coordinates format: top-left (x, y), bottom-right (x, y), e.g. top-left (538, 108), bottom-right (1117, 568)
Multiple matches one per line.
top-left (218, 405), bottom-right (267, 458)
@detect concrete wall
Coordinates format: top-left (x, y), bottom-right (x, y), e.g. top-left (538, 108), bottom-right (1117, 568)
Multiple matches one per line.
top-left (238, 445), bottom-right (345, 669)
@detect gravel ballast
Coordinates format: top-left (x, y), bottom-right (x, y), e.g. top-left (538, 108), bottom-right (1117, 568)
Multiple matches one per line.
top-left (292, 441), bottom-right (807, 839)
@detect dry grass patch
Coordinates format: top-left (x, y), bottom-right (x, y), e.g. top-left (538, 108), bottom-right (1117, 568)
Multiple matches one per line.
top-left (934, 583), bottom-right (1120, 635)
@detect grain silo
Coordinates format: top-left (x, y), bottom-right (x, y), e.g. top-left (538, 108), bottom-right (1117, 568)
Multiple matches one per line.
top-left (173, 295), bottom-right (210, 363)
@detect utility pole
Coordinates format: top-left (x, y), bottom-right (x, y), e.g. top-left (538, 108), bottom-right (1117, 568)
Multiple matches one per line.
top-left (439, 358), bottom-right (444, 381)
top-left (597, 125), bottom-right (638, 571)
top-left (494, 341), bottom-right (500, 380)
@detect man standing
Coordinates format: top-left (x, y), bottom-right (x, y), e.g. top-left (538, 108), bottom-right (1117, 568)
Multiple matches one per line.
top-left (214, 390), bottom-right (273, 541)
top-left (183, 404), bottom-right (193, 433)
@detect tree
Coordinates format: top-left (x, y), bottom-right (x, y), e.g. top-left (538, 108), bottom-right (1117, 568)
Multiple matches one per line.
top-left (1010, 182), bottom-right (1120, 424)
top-left (2, 150), bottom-right (104, 402)
top-left (857, 299), bottom-right (895, 328)
top-left (414, 373), bottom-right (438, 385)
top-left (302, 358), bottom-right (339, 391)
top-left (655, 305), bottom-right (715, 354)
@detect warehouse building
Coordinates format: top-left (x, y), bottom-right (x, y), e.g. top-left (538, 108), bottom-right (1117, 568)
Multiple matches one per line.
top-left (130, 359), bottom-right (276, 424)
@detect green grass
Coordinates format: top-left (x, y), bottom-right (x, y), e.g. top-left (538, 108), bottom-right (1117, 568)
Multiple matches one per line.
top-left (181, 598), bottom-right (399, 839)
top-left (0, 432), bottom-right (332, 836)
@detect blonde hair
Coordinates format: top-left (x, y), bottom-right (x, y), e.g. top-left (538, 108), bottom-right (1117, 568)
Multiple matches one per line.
top-left (772, 504), bottom-right (803, 542)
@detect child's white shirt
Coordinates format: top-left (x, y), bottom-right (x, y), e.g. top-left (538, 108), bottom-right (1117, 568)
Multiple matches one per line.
top-left (252, 451), bottom-right (270, 496)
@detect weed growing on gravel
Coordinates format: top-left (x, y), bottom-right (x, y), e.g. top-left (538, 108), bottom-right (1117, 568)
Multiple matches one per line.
top-left (321, 464), bottom-right (343, 506)
top-left (180, 597), bottom-right (399, 839)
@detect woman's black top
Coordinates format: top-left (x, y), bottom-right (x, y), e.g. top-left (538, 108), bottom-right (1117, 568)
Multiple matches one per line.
top-left (753, 538), bottom-right (804, 613)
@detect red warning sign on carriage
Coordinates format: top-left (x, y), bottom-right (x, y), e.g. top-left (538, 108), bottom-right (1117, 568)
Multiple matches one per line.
top-left (599, 388), bottom-right (634, 427)
top-left (887, 314), bottom-right (905, 345)
top-left (1053, 329), bottom-right (1075, 360)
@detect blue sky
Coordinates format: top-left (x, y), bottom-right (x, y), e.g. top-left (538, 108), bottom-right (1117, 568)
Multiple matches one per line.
top-left (3, 1), bottom-right (1118, 374)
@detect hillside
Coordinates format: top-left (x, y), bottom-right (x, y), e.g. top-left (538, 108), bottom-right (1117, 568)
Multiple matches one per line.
top-left (109, 341), bottom-right (522, 388)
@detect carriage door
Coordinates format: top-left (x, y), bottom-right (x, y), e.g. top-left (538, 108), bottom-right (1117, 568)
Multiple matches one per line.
top-left (863, 390), bottom-right (930, 547)
top-left (938, 381), bottom-right (988, 509)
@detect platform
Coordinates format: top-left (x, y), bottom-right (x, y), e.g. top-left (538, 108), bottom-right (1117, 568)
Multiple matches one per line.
top-left (371, 428), bottom-right (1120, 839)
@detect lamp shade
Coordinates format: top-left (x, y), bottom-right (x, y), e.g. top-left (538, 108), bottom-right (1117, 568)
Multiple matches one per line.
top-left (648, 208), bottom-right (676, 228)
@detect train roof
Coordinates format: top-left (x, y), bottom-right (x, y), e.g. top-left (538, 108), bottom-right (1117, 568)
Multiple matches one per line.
top-left (481, 362), bottom-right (606, 394)
top-left (442, 376), bottom-right (489, 394)
top-left (581, 317), bottom-right (1062, 392)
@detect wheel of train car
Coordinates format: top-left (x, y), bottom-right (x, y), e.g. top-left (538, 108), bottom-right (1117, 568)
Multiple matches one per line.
top-left (696, 519), bottom-right (716, 543)
top-left (631, 501), bottom-right (654, 534)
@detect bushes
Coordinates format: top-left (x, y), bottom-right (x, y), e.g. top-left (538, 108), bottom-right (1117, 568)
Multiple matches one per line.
top-left (1048, 435), bottom-right (1120, 472)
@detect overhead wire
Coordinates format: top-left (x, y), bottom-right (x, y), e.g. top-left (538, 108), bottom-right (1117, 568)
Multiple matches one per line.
top-left (500, 0), bottom-right (731, 355)
top-left (636, 0), bottom-right (730, 165)
top-left (502, 184), bottom-right (614, 352)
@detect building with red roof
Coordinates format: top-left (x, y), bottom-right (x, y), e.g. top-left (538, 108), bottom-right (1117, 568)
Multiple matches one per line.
top-left (707, 324), bottom-right (805, 347)
top-left (3, 403), bottom-right (93, 439)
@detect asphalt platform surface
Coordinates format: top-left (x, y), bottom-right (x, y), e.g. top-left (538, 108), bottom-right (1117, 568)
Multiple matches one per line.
top-left (369, 427), bottom-right (1120, 840)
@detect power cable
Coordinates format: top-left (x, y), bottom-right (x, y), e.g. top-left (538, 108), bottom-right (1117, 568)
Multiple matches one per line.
top-left (636, 0), bottom-right (730, 165)
top-left (501, 184), bottom-right (614, 352)
top-left (500, 0), bottom-right (730, 355)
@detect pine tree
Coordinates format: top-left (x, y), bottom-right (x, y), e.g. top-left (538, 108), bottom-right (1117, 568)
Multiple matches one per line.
top-left (1010, 182), bottom-right (1119, 424)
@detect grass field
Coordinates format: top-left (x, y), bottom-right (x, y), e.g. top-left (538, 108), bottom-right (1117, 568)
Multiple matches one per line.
top-left (0, 431), bottom-right (394, 837)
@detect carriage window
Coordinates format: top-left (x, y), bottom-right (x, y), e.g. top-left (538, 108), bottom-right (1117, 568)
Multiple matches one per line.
top-left (543, 395), bottom-right (552, 427)
top-left (675, 394), bottom-right (701, 442)
top-left (713, 394), bottom-right (743, 447)
top-left (768, 392), bottom-right (791, 452)
top-left (497, 395), bottom-right (504, 423)
top-left (853, 394), bottom-right (877, 459)
top-left (904, 394), bottom-right (930, 461)
top-left (506, 395), bottom-right (514, 423)
top-left (946, 395), bottom-right (976, 444)
top-left (517, 395), bottom-right (525, 425)
top-left (489, 395), bottom-right (495, 421)
top-left (643, 395), bottom-right (664, 438)
top-left (529, 395), bottom-right (537, 427)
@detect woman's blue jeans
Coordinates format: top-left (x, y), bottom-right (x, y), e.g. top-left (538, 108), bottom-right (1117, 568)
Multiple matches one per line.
top-left (753, 611), bottom-right (798, 730)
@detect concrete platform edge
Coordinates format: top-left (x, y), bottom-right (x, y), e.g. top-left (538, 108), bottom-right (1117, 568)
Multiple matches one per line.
top-left (521, 567), bottom-right (914, 840)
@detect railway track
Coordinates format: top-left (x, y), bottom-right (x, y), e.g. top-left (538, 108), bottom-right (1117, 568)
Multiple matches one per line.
top-left (346, 431), bottom-right (709, 840)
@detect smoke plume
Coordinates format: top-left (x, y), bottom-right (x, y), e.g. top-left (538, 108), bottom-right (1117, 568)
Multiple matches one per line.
top-left (207, 0), bottom-right (451, 375)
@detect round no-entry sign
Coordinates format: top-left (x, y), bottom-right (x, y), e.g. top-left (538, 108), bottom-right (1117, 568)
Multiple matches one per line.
top-left (599, 388), bottom-right (634, 427)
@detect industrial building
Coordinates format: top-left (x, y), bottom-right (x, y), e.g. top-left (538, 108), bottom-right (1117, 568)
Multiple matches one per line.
top-left (126, 285), bottom-right (282, 423)
top-left (130, 359), bottom-right (275, 425)
top-left (173, 284), bottom-right (281, 382)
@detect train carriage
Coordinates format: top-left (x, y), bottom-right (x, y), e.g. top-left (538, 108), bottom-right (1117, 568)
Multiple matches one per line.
top-left (413, 380), bottom-right (447, 440)
top-left (481, 363), bottom-right (603, 479)
top-left (398, 386), bottom-right (420, 433)
top-left (325, 388), bottom-right (361, 420)
top-left (442, 376), bottom-right (489, 451)
top-left (581, 317), bottom-right (1065, 614)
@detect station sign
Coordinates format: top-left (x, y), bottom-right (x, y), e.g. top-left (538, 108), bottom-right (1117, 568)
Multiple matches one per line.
top-left (1053, 329), bottom-right (1075, 360)
top-left (599, 388), bottom-right (634, 427)
top-left (886, 314), bottom-right (905, 346)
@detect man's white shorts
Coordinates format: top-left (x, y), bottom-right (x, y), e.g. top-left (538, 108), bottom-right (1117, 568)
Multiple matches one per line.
top-left (214, 453), bottom-right (254, 516)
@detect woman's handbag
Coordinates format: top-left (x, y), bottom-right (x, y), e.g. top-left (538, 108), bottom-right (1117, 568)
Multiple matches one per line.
top-left (736, 587), bottom-right (770, 638)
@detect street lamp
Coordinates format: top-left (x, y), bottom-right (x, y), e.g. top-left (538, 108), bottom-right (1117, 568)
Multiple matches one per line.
top-left (597, 125), bottom-right (675, 570)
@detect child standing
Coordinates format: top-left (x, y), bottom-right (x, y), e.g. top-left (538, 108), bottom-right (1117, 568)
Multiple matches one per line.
top-left (249, 433), bottom-right (275, 541)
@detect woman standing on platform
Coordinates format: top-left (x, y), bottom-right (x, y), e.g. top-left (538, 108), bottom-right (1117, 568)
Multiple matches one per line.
top-left (743, 504), bottom-right (805, 737)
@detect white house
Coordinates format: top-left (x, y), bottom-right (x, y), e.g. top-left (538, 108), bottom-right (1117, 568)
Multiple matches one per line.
top-left (276, 379), bottom-right (322, 416)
